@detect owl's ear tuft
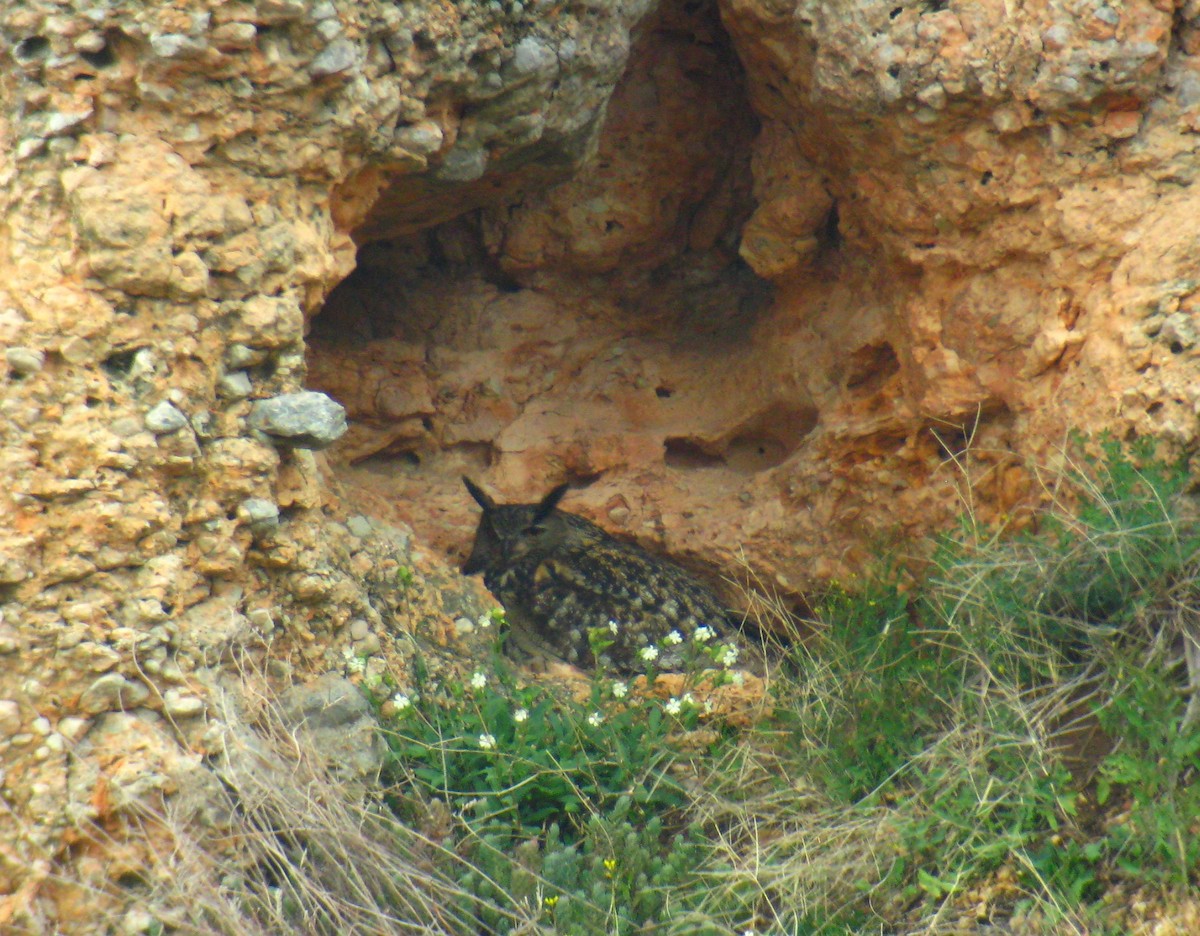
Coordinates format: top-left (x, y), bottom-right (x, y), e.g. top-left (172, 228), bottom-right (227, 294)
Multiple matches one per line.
top-left (463, 476), bottom-right (495, 511)
top-left (531, 482), bottom-right (570, 526)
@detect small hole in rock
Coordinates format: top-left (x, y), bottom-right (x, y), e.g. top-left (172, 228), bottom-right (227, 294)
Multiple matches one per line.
top-left (15, 36), bottom-right (50, 60)
top-left (115, 871), bottom-right (147, 890)
top-left (1169, 341), bottom-right (1184, 354)
top-left (664, 438), bottom-right (725, 470)
top-left (817, 202), bottom-right (842, 253)
top-left (980, 170), bottom-right (993, 185)
top-left (655, 386), bottom-right (673, 399)
top-left (102, 347), bottom-right (144, 376)
top-left (80, 45), bottom-right (116, 68)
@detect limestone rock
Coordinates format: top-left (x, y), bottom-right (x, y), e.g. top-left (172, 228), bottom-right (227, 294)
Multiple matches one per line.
top-left (144, 401), bottom-right (188, 434)
top-left (277, 675), bottom-right (385, 780)
top-left (4, 0), bottom-right (1200, 925)
top-left (249, 391), bottom-right (348, 449)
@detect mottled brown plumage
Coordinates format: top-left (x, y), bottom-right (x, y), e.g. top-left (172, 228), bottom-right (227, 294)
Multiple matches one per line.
top-left (461, 477), bottom-right (753, 674)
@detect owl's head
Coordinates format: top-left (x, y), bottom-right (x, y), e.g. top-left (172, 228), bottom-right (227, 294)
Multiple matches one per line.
top-left (461, 477), bottom-right (572, 576)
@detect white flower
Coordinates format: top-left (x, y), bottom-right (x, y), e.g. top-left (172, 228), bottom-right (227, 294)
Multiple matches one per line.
top-left (663, 630), bottom-right (683, 646)
top-left (477, 612), bottom-right (492, 629)
top-left (514, 707), bottom-right (529, 723)
top-left (639, 645), bottom-right (659, 663)
top-left (470, 671), bottom-right (488, 690)
top-left (681, 693), bottom-right (695, 707)
top-left (717, 644), bottom-right (739, 667)
top-left (607, 619), bottom-right (619, 634)
top-left (664, 697), bottom-right (682, 715)
top-left (342, 648), bottom-right (366, 674)
top-left (703, 699), bottom-right (715, 715)
top-left (587, 711), bottom-right (603, 727)
top-left (391, 693), bottom-right (412, 711)
top-left (693, 626), bottom-right (715, 643)
top-left (478, 733), bottom-right (496, 750)
top-left (611, 681), bottom-right (628, 699)
top-left (730, 670), bottom-right (746, 686)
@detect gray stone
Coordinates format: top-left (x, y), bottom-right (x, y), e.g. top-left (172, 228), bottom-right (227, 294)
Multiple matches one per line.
top-left (436, 145), bottom-right (488, 182)
top-left (346, 515), bottom-right (373, 538)
top-left (4, 347), bottom-right (43, 375)
top-left (278, 675), bottom-right (385, 779)
top-left (246, 608), bottom-right (275, 630)
top-left (79, 674), bottom-right (148, 714)
top-left (0, 700), bottom-right (21, 736)
top-left (511, 36), bottom-right (556, 76)
top-left (348, 618), bottom-right (370, 641)
top-left (59, 336), bottom-right (91, 364)
top-left (395, 120), bottom-right (443, 156)
top-left (43, 109), bottom-right (91, 137)
top-left (239, 497), bottom-right (280, 534)
top-left (310, 39), bottom-right (357, 77)
top-left (316, 19), bottom-right (342, 41)
top-left (249, 391), bottom-right (347, 449)
top-left (144, 401), bottom-right (188, 434)
top-left (162, 690), bottom-right (206, 718)
top-left (150, 33), bottom-right (206, 58)
top-left (226, 343), bottom-right (266, 368)
top-left (1160, 313), bottom-right (1197, 350)
top-left (16, 139), bottom-right (44, 160)
top-left (218, 371), bottom-right (253, 400)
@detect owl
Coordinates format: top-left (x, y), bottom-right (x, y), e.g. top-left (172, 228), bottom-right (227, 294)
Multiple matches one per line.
top-left (461, 477), bottom-right (753, 674)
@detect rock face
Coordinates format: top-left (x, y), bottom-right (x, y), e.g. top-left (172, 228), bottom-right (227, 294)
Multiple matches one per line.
top-left (2, 0), bottom-right (1200, 926)
top-left (312, 0), bottom-right (1200, 599)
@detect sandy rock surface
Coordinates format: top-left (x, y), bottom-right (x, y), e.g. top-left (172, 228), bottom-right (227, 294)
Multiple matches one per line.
top-left (3, 0), bottom-right (1200, 928)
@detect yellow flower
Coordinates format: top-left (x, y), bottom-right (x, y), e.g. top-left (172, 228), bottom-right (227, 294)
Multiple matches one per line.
top-left (544, 895), bottom-right (559, 909)
top-left (603, 858), bottom-right (617, 878)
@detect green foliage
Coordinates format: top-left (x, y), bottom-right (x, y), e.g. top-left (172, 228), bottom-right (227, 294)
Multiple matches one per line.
top-left (361, 435), bottom-right (1200, 933)
top-left (795, 573), bottom-right (949, 803)
top-left (384, 665), bottom-right (694, 845)
top-left (773, 435), bottom-right (1200, 924)
top-left (1095, 640), bottom-right (1200, 886)
top-left (376, 649), bottom-right (747, 933)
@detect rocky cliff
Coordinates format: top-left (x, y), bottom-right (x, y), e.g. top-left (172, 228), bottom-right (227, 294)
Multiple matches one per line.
top-left (2, 0), bottom-right (1199, 928)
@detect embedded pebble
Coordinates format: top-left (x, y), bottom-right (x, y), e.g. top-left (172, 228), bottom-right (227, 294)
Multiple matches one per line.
top-left (226, 343), bottom-right (266, 368)
top-left (58, 717), bottom-right (90, 742)
top-left (249, 391), bottom-right (347, 449)
top-left (6, 347), bottom-right (45, 375)
top-left (145, 401), bottom-right (188, 434)
top-left (0, 700), bottom-right (21, 735)
top-left (511, 36), bottom-right (555, 76)
top-left (348, 618), bottom-right (370, 641)
top-left (395, 121), bottom-right (443, 156)
top-left (163, 690), bottom-right (206, 718)
top-left (346, 515), bottom-right (373, 538)
top-left (218, 371), bottom-right (253, 400)
top-left (246, 608), bottom-right (275, 630)
top-left (310, 39), bottom-right (357, 77)
top-left (239, 497), bottom-right (280, 533)
top-left (79, 674), bottom-right (146, 714)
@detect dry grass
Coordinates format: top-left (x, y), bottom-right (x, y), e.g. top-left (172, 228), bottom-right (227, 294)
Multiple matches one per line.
top-left (32, 654), bottom-right (552, 936)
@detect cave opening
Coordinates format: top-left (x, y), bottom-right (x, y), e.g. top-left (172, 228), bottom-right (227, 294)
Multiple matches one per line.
top-left (304, 0), bottom-right (841, 604)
